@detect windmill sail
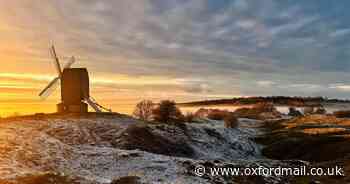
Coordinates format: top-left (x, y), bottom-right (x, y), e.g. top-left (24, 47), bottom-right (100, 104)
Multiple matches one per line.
top-left (39, 77), bottom-right (60, 99)
top-left (85, 97), bottom-right (102, 113)
top-left (63, 56), bottom-right (75, 69)
top-left (50, 45), bottom-right (62, 77)
top-left (90, 96), bottom-right (112, 112)
top-left (84, 96), bottom-right (112, 113)
top-left (39, 46), bottom-right (76, 99)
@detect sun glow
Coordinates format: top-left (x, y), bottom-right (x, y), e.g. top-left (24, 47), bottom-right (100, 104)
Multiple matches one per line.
top-left (0, 71), bottom-right (225, 117)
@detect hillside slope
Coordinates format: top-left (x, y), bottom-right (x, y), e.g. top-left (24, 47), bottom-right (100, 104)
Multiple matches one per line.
top-left (0, 114), bottom-right (302, 184)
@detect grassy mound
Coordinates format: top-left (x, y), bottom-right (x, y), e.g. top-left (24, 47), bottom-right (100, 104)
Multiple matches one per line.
top-left (262, 134), bottom-right (350, 161)
top-left (259, 115), bottom-right (350, 162)
top-left (115, 124), bottom-right (195, 158)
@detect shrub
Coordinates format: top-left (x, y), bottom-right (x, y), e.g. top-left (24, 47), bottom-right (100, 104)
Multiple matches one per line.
top-left (133, 100), bottom-right (154, 122)
top-left (234, 107), bottom-right (251, 115)
top-left (314, 107), bottom-right (326, 114)
top-left (224, 114), bottom-right (238, 128)
top-left (288, 107), bottom-right (303, 117)
top-left (207, 109), bottom-right (229, 120)
top-left (234, 103), bottom-right (282, 120)
top-left (303, 106), bottom-right (314, 115)
top-left (333, 110), bottom-right (350, 118)
top-left (194, 108), bottom-right (210, 118)
top-left (184, 112), bottom-right (196, 122)
top-left (253, 103), bottom-right (276, 112)
top-left (152, 100), bottom-right (183, 123)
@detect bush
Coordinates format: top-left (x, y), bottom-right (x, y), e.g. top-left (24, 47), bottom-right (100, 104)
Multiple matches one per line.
top-left (207, 109), bottom-right (229, 120)
top-left (288, 107), bottom-right (303, 117)
top-left (133, 100), bottom-right (154, 122)
top-left (184, 112), bottom-right (196, 122)
top-left (152, 100), bottom-right (183, 123)
top-left (224, 114), bottom-right (238, 128)
top-left (253, 103), bottom-right (276, 112)
top-left (194, 108), bottom-right (210, 118)
top-left (314, 107), bottom-right (326, 114)
top-left (303, 107), bottom-right (314, 115)
top-left (234, 107), bottom-right (251, 115)
top-left (234, 103), bottom-right (282, 120)
top-left (333, 110), bottom-right (350, 118)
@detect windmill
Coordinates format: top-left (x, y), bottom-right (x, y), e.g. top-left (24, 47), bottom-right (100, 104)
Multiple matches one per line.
top-left (39, 45), bottom-right (111, 113)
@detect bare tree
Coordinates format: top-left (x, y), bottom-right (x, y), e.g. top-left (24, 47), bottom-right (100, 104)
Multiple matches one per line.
top-left (133, 100), bottom-right (154, 122)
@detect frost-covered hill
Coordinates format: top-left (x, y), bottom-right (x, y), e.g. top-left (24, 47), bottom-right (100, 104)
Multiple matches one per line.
top-left (0, 114), bottom-right (299, 184)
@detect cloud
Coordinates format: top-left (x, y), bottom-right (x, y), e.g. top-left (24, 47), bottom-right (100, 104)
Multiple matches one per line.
top-left (257, 80), bottom-right (276, 87)
top-left (236, 19), bottom-right (257, 29)
top-left (1, 0), bottom-right (350, 99)
top-left (283, 84), bottom-right (323, 92)
top-left (234, 0), bottom-right (249, 11)
top-left (329, 84), bottom-right (350, 91)
top-left (269, 15), bottom-right (319, 36)
top-left (329, 28), bottom-right (350, 38)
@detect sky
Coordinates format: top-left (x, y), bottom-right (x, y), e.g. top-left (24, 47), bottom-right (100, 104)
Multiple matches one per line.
top-left (0, 0), bottom-right (350, 116)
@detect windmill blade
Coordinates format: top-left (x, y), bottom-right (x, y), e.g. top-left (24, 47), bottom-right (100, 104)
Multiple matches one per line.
top-left (85, 97), bottom-right (102, 112)
top-left (50, 45), bottom-right (62, 76)
top-left (39, 77), bottom-right (60, 100)
top-left (90, 96), bottom-right (112, 112)
top-left (85, 96), bottom-right (112, 113)
top-left (63, 56), bottom-right (75, 69)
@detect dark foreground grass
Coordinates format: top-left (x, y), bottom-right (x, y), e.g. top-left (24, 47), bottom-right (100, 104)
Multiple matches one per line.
top-left (256, 115), bottom-right (350, 183)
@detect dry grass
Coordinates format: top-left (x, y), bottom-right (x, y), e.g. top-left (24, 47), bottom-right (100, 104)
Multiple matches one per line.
top-left (334, 110), bottom-right (350, 118)
top-left (302, 127), bottom-right (347, 135)
top-left (282, 114), bottom-right (350, 129)
top-left (261, 113), bottom-right (350, 166)
top-left (0, 172), bottom-right (79, 184)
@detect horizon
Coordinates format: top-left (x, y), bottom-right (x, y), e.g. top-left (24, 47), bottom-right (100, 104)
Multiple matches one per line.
top-left (1, 1), bottom-right (350, 116)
